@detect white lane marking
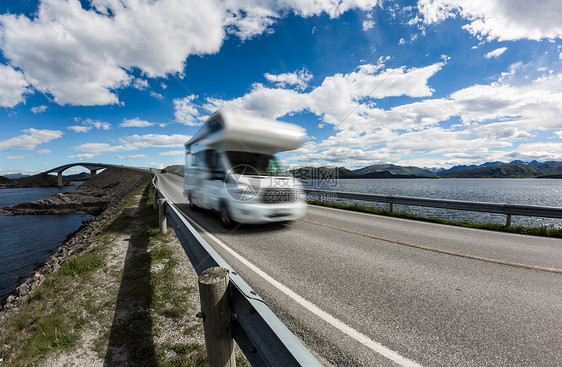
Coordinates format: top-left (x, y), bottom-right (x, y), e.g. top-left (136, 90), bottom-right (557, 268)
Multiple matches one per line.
top-left (168, 174), bottom-right (183, 181)
top-left (185, 215), bottom-right (422, 367)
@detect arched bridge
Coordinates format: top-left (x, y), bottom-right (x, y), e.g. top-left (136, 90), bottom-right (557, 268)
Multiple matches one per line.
top-left (44, 163), bottom-right (112, 187)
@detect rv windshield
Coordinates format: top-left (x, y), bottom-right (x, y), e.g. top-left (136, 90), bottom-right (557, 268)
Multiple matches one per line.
top-left (226, 151), bottom-right (288, 176)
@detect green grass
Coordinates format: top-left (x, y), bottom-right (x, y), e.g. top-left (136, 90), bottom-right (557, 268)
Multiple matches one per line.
top-left (2, 179), bottom-right (250, 366)
top-left (151, 246), bottom-right (173, 261)
top-left (158, 342), bottom-right (207, 367)
top-left (7, 300), bottom-right (77, 364)
top-left (56, 254), bottom-right (103, 277)
top-left (307, 200), bottom-right (562, 238)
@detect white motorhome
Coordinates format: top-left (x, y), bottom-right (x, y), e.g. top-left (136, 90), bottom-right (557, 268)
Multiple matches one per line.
top-left (184, 110), bottom-right (307, 227)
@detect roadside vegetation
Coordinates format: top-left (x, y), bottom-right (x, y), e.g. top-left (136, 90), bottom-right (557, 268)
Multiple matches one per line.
top-left (0, 180), bottom-right (248, 366)
top-left (307, 200), bottom-right (562, 238)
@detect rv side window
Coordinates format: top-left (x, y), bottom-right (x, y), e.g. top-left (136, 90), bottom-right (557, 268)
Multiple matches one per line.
top-left (193, 151), bottom-right (206, 167)
top-left (185, 148), bottom-right (191, 167)
top-left (207, 150), bottom-right (225, 172)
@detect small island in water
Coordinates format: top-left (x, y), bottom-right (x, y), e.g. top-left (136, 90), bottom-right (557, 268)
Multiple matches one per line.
top-left (0, 172), bottom-right (89, 188)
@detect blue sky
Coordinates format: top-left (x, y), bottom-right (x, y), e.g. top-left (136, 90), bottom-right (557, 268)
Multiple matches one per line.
top-left (1, 0), bottom-right (561, 175)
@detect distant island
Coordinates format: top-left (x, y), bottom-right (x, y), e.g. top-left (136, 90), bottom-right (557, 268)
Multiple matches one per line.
top-left (0, 172), bottom-right (90, 188)
top-left (162, 160), bottom-right (562, 179)
top-left (295, 161), bottom-right (562, 179)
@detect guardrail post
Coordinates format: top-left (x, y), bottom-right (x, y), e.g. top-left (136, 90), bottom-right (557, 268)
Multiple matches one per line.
top-left (506, 214), bottom-right (512, 227)
top-left (389, 202), bottom-right (394, 213)
top-left (158, 198), bottom-right (167, 234)
top-left (198, 267), bottom-right (235, 367)
top-left (153, 188), bottom-right (158, 210)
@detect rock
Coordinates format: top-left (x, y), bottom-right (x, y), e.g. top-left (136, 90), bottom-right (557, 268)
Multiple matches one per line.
top-left (6, 296), bottom-right (14, 305)
top-left (39, 193), bottom-right (73, 205)
top-left (18, 283), bottom-right (29, 296)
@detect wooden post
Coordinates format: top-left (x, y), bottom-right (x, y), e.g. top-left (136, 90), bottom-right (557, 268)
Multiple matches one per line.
top-left (198, 267), bottom-right (235, 367)
top-left (158, 198), bottom-right (167, 234)
top-left (506, 214), bottom-right (512, 227)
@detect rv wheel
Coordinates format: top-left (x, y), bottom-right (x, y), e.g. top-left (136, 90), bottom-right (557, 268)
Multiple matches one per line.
top-left (189, 193), bottom-right (199, 211)
top-left (219, 203), bottom-right (236, 229)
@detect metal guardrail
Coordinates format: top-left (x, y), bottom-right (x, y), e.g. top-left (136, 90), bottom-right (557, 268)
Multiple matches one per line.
top-left (305, 189), bottom-right (562, 227)
top-left (152, 176), bottom-right (322, 367)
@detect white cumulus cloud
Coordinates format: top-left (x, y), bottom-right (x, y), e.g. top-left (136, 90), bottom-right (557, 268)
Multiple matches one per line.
top-left (150, 91), bottom-right (164, 100)
top-left (31, 105), bottom-right (48, 114)
top-left (114, 154), bottom-right (147, 160)
top-left (68, 153), bottom-right (97, 160)
top-left (67, 118), bottom-right (111, 133)
top-left (206, 60), bottom-right (445, 123)
top-left (485, 47), bottom-right (507, 58)
top-left (363, 20), bottom-right (375, 31)
top-left (202, 57), bottom-right (562, 166)
top-left (0, 0), bottom-right (225, 106)
top-left (0, 0), bottom-right (380, 107)
top-left (416, 0), bottom-right (562, 41)
top-left (120, 134), bottom-right (191, 148)
top-left (4, 148), bottom-right (52, 160)
top-left (0, 128), bottom-right (63, 152)
top-left (72, 133), bottom-right (191, 156)
top-left (132, 78), bottom-right (149, 90)
top-left (299, 72), bottom-right (562, 166)
top-left (158, 151), bottom-right (184, 156)
top-left (0, 64), bottom-right (30, 107)
top-left (120, 118), bottom-right (155, 128)
top-left (173, 95), bottom-right (202, 126)
top-left (264, 68), bottom-right (313, 91)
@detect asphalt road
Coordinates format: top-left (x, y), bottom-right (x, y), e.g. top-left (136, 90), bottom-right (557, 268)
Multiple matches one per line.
top-left (157, 173), bottom-right (562, 366)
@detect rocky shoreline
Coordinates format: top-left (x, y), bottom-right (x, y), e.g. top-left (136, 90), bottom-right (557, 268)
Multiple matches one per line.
top-left (0, 167), bottom-right (151, 327)
top-left (0, 167), bottom-right (146, 216)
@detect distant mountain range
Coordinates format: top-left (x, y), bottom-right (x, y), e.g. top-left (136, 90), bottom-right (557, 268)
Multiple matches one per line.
top-left (296, 160), bottom-right (562, 179)
top-left (161, 165), bottom-right (185, 176)
top-left (355, 164), bottom-right (436, 177)
top-left (0, 176), bottom-right (13, 185)
top-left (436, 160), bottom-right (561, 177)
top-left (7, 159), bottom-right (561, 186)
top-left (439, 161), bottom-right (562, 178)
top-left (166, 160), bottom-right (562, 179)
top-left (4, 173), bottom-right (29, 180)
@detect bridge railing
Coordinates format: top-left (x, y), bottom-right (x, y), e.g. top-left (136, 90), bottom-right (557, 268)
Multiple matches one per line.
top-left (152, 176), bottom-right (322, 367)
top-left (304, 189), bottom-right (562, 227)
